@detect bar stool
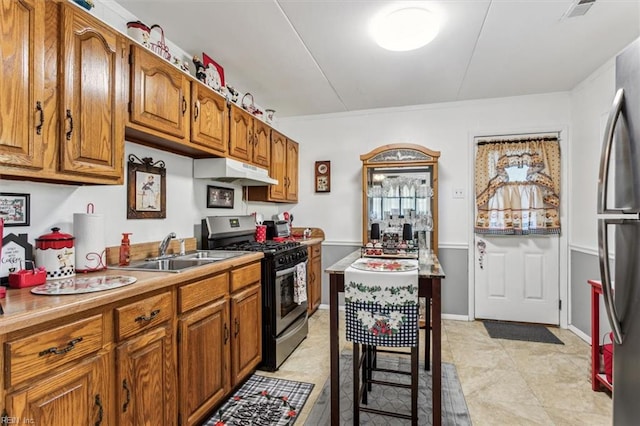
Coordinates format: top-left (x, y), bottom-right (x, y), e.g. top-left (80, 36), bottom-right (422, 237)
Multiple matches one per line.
top-left (345, 265), bottom-right (420, 425)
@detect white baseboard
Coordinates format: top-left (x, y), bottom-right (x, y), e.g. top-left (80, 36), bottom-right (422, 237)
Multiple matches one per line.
top-left (568, 324), bottom-right (591, 343)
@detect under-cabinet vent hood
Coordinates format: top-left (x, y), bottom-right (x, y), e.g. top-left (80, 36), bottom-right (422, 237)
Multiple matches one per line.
top-left (193, 158), bottom-right (278, 186)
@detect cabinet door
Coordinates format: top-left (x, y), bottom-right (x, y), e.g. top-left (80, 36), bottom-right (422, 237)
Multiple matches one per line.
top-left (285, 139), bottom-right (299, 201)
top-left (228, 105), bottom-right (253, 162)
top-left (117, 323), bottom-right (176, 426)
top-left (0, 0), bottom-right (45, 170)
top-left (58, 5), bottom-right (124, 179)
top-left (252, 120), bottom-right (271, 168)
top-left (230, 284), bottom-right (262, 386)
top-left (178, 298), bottom-right (230, 426)
top-left (130, 44), bottom-right (189, 139)
top-left (6, 354), bottom-right (110, 426)
top-left (191, 82), bottom-right (227, 155)
top-left (269, 130), bottom-right (287, 201)
top-left (307, 245), bottom-right (322, 315)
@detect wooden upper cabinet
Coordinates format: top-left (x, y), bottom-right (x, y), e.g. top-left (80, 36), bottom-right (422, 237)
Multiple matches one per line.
top-left (58, 4), bottom-right (124, 180)
top-left (191, 82), bottom-right (227, 155)
top-left (252, 119), bottom-right (271, 168)
top-left (285, 139), bottom-right (299, 201)
top-left (129, 44), bottom-right (190, 140)
top-left (0, 0), bottom-right (45, 170)
top-left (228, 104), bottom-right (253, 162)
top-left (268, 130), bottom-right (287, 201)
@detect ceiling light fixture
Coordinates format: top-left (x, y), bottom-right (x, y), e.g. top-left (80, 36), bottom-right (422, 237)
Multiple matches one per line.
top-left (370, 4), bottom-right (440, 52)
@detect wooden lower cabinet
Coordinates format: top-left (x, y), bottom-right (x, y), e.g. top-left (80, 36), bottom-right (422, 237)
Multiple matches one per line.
top-left (116, 322), bottom-right (176, 426)
top-left (230, 283), bottom-right (262, 386)
top-left (307, 243), bottom-right (322, 315)
top-left (178, 297), bottom-right (230, 426)
top-left (5, 353), bottom-right (110, 426)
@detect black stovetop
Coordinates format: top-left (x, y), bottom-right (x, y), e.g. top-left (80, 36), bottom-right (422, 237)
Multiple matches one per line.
top-left (218, 240), bottom-right (301, 254)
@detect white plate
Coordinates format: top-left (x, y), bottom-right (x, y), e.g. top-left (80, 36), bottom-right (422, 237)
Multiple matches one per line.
top-left (31, 275), bottom-right (137, 295)
top-left (350, 259), bottom-right (418, 272)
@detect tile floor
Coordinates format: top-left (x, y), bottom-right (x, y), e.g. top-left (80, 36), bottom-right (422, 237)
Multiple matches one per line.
top-left (259, 308), bottom-right (613, 425)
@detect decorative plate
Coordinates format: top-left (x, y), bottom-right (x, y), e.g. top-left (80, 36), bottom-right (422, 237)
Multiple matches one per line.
top-left (350, 259), bottom-right (418, 272)
top-left (31, 275), bottom-right (137, 295)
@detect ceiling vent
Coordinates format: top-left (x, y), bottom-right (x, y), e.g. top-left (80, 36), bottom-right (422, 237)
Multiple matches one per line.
top-left (563, 0), bottom-right (596, 19)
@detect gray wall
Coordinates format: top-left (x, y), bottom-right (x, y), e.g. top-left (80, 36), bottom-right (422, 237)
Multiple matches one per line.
top-left (570, 250), bottom-right (611, 340)
top-left (319, 245), bottom-right (469, 316)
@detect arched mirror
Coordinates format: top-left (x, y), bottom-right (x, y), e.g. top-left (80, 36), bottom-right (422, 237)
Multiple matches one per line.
top-left (361, 144), bottom-right (440, 254)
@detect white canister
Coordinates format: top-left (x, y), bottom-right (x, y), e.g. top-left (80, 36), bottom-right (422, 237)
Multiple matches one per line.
top-left (73, 213), bottom-right (106, 272)
top-left (35, 227), bottom-right (75, 280)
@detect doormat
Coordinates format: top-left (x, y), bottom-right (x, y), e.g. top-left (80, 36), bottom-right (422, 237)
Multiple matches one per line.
top-left (201, 374), bottom-right (314, 426)
top-left (305, 352), bottom-right (472, 425)
top-left (483, 320), bottom-right (564, 345)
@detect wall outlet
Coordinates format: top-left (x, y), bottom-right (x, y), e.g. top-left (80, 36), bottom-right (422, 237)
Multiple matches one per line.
top-left (453, 188), bottom-right (464, 199)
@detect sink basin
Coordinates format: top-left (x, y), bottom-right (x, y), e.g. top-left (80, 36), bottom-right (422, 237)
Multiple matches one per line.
top-left (109, 250), bottom-right (251, 273)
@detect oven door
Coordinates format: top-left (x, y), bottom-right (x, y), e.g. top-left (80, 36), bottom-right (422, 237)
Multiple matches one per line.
top-left (274, 260), bottom-right (308, 335)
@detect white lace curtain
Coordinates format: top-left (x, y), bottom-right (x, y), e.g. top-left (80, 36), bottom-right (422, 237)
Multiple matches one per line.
top-left (474, 137), bottom-right (561, 235)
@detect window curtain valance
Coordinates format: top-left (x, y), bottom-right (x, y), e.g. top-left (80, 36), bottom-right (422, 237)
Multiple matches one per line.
top-left (475, 137), bottom-right (561, 235)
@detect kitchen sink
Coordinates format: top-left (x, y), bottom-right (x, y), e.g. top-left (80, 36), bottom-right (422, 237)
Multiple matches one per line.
top-left (109, 250), bottom-right (250, 273)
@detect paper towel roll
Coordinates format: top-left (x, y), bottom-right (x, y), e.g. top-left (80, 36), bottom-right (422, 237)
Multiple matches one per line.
top-left (73, 213), bottom-right (106, 272)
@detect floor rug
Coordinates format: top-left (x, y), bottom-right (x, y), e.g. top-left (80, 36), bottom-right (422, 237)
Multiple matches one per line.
top-left (202, 374), bottom-right (314, 426)
top-left (483, 320), bottom-right (564, 345)
top-left (304, 352), bottom-right (471, 425)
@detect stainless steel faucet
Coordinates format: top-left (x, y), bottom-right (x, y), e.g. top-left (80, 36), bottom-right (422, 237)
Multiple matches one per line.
top-left (159, 232), bottom-right (177, 258)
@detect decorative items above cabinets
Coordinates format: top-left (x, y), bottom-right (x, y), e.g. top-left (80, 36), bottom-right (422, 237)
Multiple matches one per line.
top-left (127, 155), bottom-right (167, 219)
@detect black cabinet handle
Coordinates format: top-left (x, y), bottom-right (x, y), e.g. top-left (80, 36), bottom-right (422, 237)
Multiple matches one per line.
top-left (194, 102), bottom-right (199, 121)
top-left (224, 323), bottom-right (229, 344)
top-left (234, 318), bottom-right (239, 337)
top-left (65, 109), bottom-right (73, 140)
top-left (122, 379), bottom-right (131, 412)
top-left (94, 394), bottom-right (103, 426)
top-left (38, 337), bottom-right (83, 356)
top-left (135, 309), bottom-right (160, 322)
top-left (182, 96), bottom-right (187, 115)
top-left (35, 101), bottom-right (44, 135)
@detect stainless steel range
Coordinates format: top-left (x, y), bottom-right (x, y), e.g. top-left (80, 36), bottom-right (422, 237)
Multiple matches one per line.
top-left (201, 215), bottom-right (308, 371)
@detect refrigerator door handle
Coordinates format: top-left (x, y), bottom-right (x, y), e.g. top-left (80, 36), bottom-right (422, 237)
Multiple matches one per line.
top-left (598, 218), bottom-right (624, 344)
top-left (598, 88), bottom-right (626, 215)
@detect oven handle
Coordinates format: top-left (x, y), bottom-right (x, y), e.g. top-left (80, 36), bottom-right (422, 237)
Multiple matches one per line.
top-left (275, 259), bottom-right (308, 278)
top-left (277, 312), bottom-right (309, 341)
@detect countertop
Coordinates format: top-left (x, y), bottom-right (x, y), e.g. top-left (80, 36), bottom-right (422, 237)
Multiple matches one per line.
top-left (0, 252), bottom-right (264, 335)
top-left (325, 250), bottom-right (445, 278)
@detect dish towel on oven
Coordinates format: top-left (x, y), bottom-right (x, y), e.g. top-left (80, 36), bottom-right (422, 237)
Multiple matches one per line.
top-left (294, 261), bottom-right (307, 304)
top-left (345, 259), bottom-right (419, 347)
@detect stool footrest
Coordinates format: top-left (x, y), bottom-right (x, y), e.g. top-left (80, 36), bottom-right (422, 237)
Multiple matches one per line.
top-left (360, 406), bottom-right (415, 421)
top-left (366, 378), bottom-right (412, 389)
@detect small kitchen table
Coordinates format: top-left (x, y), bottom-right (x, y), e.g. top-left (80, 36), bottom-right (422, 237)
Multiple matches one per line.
top-left (326, 250), bottom-right (445, 425)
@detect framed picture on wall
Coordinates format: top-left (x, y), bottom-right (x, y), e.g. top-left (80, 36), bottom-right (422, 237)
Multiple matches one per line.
top-left (207, 185), bottom-right (234, 209)
top-left (127, 155), bottom-right (167, 219)
top-left (0, 193), bottom-right (30, 226)
top-left (315, 161), bottom-right (331, 193)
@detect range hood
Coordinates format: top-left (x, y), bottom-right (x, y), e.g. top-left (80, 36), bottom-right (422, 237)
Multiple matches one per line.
top-left (193, 157), bottom-right (278, 186)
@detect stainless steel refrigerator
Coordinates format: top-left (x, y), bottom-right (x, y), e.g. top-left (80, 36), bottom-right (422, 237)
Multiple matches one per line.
top-left (598, 37), bottom-right (640, 425)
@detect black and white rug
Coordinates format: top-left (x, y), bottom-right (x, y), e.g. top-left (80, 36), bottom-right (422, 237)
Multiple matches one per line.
top-left (483, 320), bottom-right (564, 345)
top-left (304, 352), bottom-right (472, 425)
top-left (202, 374), bottom-right (314, 426)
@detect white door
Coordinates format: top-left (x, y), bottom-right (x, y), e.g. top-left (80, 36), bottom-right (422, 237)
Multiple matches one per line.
top-left (475, 235), bottom-right (559, 325)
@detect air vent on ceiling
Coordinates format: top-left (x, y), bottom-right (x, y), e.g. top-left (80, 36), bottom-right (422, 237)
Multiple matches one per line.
top-left (563, 0), bottom-right (596, 19)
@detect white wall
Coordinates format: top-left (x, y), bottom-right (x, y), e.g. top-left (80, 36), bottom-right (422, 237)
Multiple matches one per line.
top-left (569, 58), bottom-right (616, 252)
top-left (278, 93), bottom-right (571, 246)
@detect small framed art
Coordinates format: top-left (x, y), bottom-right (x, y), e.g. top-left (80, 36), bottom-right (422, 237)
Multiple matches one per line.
top-left (207, 185), bottom-right (234, 209)
top-left (315, 161), bottom-right (331, 193)
top-left (127, 155), bottom-right (167, 219)
top-left (0, 193), bottom-right (30, 226)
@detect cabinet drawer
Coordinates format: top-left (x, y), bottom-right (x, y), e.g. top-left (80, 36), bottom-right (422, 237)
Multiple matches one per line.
top-left (230, 262), bottom-right (261, 293)
top-left (310, 244), bottom-right (321, 259)
top-left (178, 272), bottom-right (228, 313)
top-left (115, 292), bottom-right (173, 341)
top-left (5, 314), bottom-right (103, 388)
